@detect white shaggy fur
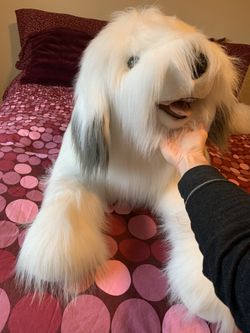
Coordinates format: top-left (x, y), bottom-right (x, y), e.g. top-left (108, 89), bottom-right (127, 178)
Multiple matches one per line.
top-left (17, 7), bottom-right (247, 332)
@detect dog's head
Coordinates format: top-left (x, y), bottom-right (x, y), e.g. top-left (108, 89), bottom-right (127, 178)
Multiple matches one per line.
top-left (72, 7), bottom-right (238, 174)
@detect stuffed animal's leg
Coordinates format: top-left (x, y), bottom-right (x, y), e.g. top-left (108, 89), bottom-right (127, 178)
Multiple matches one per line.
top-left (157, 188), bottom-right (237, 333)
top-left (16, 129), bottom-right (109, 297)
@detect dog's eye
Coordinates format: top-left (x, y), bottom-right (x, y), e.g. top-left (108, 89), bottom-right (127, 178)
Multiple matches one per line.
top-left (192, 53), bottom-right (208, 79)
top-left (127, 56), bottom-right (139, 69)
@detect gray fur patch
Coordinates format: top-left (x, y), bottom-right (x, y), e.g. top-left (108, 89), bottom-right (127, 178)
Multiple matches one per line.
top-left (208, 105), bottom-right (231, 150)
top-left (71, 114), bottom-right (109, 176)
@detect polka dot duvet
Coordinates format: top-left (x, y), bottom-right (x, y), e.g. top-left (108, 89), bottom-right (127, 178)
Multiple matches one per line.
top-left (0, 78), bottom-right (249, 333)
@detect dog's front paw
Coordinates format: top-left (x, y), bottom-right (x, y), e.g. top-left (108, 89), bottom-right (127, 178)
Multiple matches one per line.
top-left (16, 190), bottom-right (108, 298)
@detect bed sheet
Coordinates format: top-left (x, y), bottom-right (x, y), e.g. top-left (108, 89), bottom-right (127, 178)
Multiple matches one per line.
top-left (0, 80), bottom-right (249, 333)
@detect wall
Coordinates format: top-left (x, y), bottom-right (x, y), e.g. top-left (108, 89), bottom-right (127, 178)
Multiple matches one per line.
top-left (1, 0), bottom-right (250, 98)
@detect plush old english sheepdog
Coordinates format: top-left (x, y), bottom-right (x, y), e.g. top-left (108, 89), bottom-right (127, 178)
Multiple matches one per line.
top-left (17, 7), bottom-right (248, 332)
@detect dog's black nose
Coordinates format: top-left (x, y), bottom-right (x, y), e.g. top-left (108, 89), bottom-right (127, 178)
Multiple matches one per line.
top-left (192, 53), bottom-right (208, 79)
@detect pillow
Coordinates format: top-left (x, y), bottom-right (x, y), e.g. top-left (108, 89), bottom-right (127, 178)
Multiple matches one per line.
top-left (222, 42), bottom-right (250, 89)
top-left (20, 27), bottom-right (92, 87)
top-left (15, 8), bottom-right (106, 70)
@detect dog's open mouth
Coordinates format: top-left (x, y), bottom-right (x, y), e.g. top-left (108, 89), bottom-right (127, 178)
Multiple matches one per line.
top-left (158, 98), bottom-right (196, 119)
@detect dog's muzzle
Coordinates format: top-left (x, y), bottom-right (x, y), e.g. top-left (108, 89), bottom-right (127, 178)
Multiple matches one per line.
top-left (157, 98), bottom-right (197, 119)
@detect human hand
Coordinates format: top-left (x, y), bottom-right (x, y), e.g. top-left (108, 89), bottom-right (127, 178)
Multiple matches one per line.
top-left (160, 124), bottom-right (210, 176)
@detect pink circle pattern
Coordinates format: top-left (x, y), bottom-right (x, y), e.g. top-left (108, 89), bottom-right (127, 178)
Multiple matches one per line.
top-left (0, 289), bottom-right (10, 332)
top-left (8, 293), bottom-right (62, 333)
top-left (61, 295), bottom-right (110, 333)
top-left (95, 260), bottom-right (131, 296)
top-left (0, 221), bottom-right (19, 248)
top-left (0, 80), bottom-right (249, 332)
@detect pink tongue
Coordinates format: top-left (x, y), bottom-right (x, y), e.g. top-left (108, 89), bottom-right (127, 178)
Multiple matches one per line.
top-left (169, 103), bottom-right (192, 117)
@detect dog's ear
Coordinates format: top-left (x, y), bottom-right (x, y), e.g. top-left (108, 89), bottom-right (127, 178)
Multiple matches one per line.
top-left (70, 39), bottom-right (111, 176)
top-left (208, 104), bottom-right (231, 150)
top-left (208, 45), bottom-right (239, 150)
top-left (71, 110), bottom-right (110, 176)
top-left (209, 97), bottom-right (250, 149)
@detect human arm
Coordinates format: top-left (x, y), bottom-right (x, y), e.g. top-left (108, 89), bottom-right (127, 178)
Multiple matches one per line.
top-left (160, 127), bottom-right (250, 333)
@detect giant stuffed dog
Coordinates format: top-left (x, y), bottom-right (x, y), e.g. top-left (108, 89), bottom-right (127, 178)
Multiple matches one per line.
top-left (17, 8), bottom-right (247, 332)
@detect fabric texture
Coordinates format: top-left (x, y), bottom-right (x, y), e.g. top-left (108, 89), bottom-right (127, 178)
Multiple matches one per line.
top-left (20, 27), bottom-right (92, 87)
top-left (15, 8), bottom-right (106, 71)
top-left (222, 42), bottom-right (250, 89)
top-left (179, 165), bottom-right (250, 333)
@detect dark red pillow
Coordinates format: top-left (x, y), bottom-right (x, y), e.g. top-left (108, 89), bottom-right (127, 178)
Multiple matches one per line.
top-left (20, 27), bottom-right (92, 87)
top-left (221, 42), bottom-right (250, 89)
top-left (15, 8), bottom-right (106, 71)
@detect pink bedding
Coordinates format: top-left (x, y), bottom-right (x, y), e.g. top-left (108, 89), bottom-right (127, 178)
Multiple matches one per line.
top-left (0, 78), bottom-right (249, 333)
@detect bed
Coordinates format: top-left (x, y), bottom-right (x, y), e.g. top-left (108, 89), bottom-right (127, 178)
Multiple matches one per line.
top-left (0, 9), bottom-right (250, 333)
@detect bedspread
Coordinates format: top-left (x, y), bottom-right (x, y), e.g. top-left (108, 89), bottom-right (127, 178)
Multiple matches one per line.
top-left (0, 80), bottom-right (249, 333)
